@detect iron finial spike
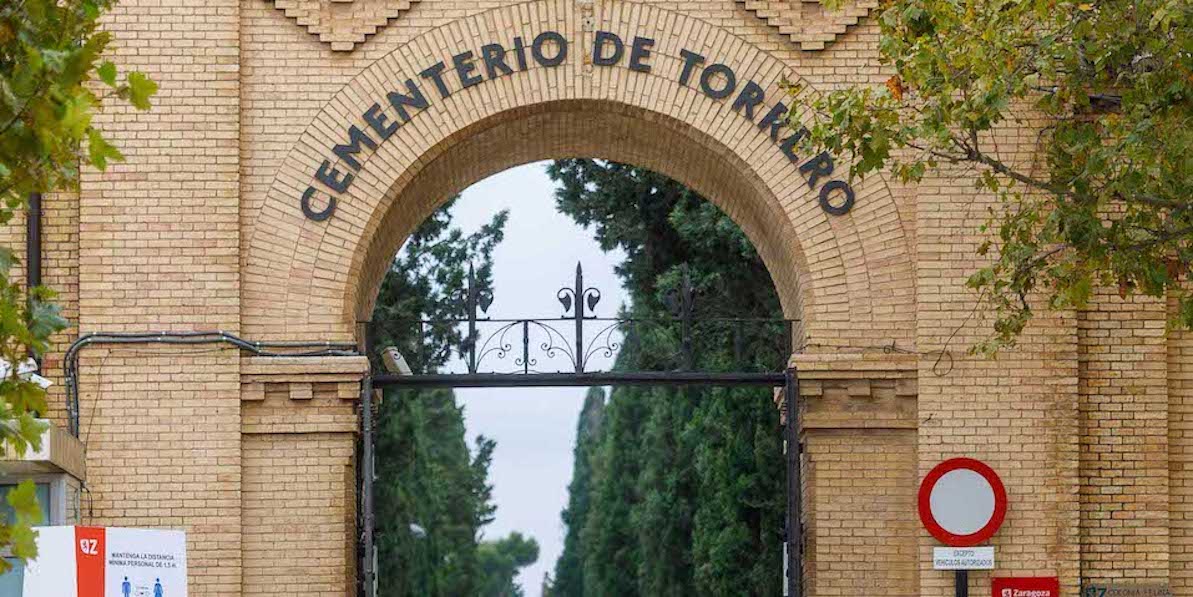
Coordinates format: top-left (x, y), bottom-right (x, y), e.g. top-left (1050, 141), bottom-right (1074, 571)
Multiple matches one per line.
top-left (574, 262), bottom-right (584, 373)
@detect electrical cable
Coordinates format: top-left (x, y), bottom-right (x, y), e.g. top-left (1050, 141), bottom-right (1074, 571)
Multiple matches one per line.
top-left (63, 330), bottom-right (360, 437)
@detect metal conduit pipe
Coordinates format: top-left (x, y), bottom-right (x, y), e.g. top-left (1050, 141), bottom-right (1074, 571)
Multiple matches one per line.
top-left (26, 193), bottom-right (41, 293)
top-left (62, 330), bottom-right (359, 437)
top-left (27, 193), bottom-right (42, 365)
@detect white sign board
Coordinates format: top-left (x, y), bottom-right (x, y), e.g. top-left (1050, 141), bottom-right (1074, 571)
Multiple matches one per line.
top-left (22, 526), bottom-right (187, 597)
top-left (933, 546), bottom-right (995, 570)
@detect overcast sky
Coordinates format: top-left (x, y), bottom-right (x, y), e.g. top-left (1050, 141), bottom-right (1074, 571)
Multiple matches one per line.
top-left (434, 161), bottom-right (627, 595)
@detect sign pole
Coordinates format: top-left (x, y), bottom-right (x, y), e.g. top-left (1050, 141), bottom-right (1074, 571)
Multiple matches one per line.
top-left (954, 570), bottom-right (967, 597)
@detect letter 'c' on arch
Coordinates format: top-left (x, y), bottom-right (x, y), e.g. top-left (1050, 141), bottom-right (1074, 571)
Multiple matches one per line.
top-left (302, 186), bottom-right (336, 221)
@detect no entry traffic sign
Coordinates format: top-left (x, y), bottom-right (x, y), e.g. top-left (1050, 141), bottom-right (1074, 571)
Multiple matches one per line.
top-left (919, 458), bottom-right (1008, 547)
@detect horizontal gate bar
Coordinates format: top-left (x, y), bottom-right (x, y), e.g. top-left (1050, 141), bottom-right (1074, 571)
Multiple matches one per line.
top-left (371, 371), bottom-right (787, 388)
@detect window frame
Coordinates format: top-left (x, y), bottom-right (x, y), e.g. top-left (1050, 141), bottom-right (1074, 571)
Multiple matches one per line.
top-left (0, 474), bottom-right (69, 527)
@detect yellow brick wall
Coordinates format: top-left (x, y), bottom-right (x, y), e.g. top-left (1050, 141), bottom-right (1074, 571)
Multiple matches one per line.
top-left (2, 0), bottom-right (1173, 595)
top-left (77, 348), bottom-right (243, 594)
top-left (916, 162), bottom-right (1082, 591)
top-left (0, 191), bottom-right (78, 428)
top-left (42, 191), bottom-right (81, 428)
top-left (1171, 294), bottom-right (1193, 591)
top-left (242, 432), bottom-right (357, 594)
top-left (1079, 290), bottom-right (1170, 583)
top-left (805, 428), bottom-right (918, 596)
top-left (79, 0), bottom-right (245, 594)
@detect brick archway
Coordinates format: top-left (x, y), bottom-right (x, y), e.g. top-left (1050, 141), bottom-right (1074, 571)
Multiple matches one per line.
top-left (242, 0), bottom-right (915, 351)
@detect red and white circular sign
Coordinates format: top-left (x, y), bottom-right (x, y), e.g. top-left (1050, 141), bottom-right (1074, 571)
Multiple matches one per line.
top-left (918, 458), bottom-right (1007, 547)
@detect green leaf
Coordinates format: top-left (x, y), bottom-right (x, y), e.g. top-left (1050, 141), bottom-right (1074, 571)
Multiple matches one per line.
top-left (87, 129), bottom-right (124, 170)
top-left (61, 94), bottom-right (94, 138)
top-left (126, 71), bottom-right (158, 110)
top-left (82, 0), bottom-right (101, 20)
top-left (0, 247), bottom-right (17, 278)
top-left (6, 481), bottom-right (42, 561)
top-left (98, 61), bottom-right (117, 87)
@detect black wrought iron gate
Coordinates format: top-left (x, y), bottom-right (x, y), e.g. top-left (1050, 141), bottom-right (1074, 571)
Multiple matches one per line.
top-left (356, 264), bottom-right (804, 596)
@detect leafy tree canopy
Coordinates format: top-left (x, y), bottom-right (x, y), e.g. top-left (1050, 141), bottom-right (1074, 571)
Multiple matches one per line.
top-left (798, 0), bottom-right (1191, 352)
top-left (2, 0), bottom-right (157, 206)
top-left (0, 0), bottom-right (155, 569)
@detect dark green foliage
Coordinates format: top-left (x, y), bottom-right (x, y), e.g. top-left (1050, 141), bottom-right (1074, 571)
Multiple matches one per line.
top-left (476, 532), bottom-right (541, 597)
top-left (549, 159), bottom-right (785, 596)
top-left (372, 199), bottom-right (535, 596)
top-left (579, 387), bottom-right (649, 597)
top-left (374, 385), bottom-right (497, 596)
top-left (551, 388), bottom-right (606, 596)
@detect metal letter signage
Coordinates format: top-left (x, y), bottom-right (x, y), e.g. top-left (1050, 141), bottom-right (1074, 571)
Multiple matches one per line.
top-left (300, 31), bottom-right (859, 221)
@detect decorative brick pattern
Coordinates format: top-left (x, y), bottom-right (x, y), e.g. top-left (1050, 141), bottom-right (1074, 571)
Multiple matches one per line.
top-left (736, 0), bottom-right (878, 51)
top-left (241, 0), bottom-right (917, 355)
top-left (270, 0), bottom-right (421, 52)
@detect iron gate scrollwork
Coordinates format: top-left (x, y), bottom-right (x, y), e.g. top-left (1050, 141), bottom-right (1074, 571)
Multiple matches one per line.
top-left (382, 262), bottom-right (795, 376)
top-left (360, 262), bottom-right (803, 597)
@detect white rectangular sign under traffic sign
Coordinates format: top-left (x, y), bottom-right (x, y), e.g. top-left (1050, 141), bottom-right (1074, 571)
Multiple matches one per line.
top-left (932, 546), bottom-right (994, 570)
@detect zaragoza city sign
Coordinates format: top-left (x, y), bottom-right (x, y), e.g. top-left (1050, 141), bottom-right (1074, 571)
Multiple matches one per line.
top-left (301, 30), bottom-right (858, 222)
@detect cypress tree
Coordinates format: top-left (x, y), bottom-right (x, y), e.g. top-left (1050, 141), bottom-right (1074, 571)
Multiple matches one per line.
top-left (552, 387), bottom-right (607, 596)
top-left (549, 159), bottom-right (785, 595)
top-left (579, 384), bottom-right (649, 597)
top-left (372, 199), bottom-right (533, 595)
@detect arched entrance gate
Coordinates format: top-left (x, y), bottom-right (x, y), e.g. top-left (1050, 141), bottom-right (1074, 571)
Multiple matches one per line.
top-left (62, 0), bottom-right (925, 595)
top-left (235, 1), bottom-right (920, 594)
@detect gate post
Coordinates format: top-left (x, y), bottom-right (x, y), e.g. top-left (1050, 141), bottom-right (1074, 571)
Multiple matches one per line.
top-left (785, 367), bottom-right (803, 597)
top-left (788, 353), bottom-right (920, 595)
top-left (238, 355), bottom-right (368, 595)
top-left (360, 375), bottom-right (376, 597)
